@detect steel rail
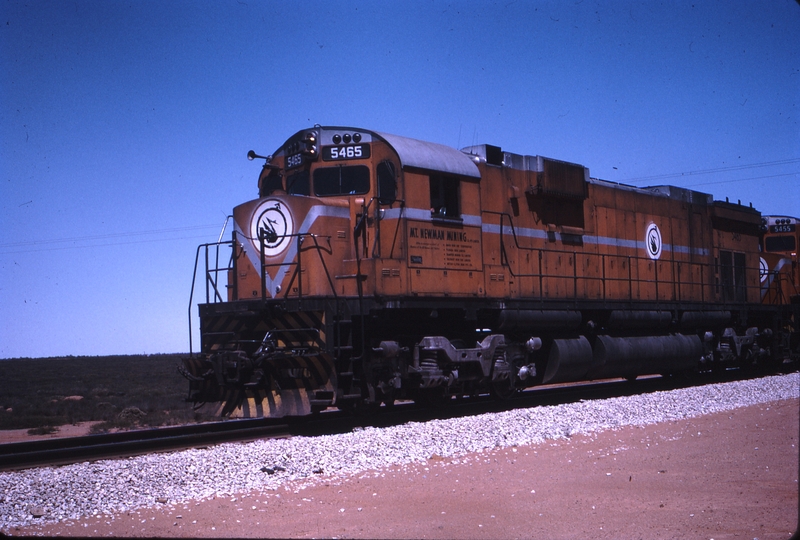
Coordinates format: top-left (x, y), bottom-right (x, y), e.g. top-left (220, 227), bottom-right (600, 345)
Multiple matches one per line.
top-left (0, 419), bottom-right (289, 471)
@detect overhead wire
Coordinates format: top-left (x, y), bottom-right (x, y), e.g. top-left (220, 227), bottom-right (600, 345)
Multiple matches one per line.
top-left (0, 224), bottom-right (220, 249)
top-left (0, 224), bottom-right (221, 255)
top-left (679, 171), bottom-right (799, 188)
top-left (623, 158), bottom-right (800, 184)
top-left (1, 234), bottom-right (218, 255)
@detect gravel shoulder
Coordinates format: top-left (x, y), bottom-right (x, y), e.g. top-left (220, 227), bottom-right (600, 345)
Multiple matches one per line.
top-left (3, 375), bottom-right (799, 539)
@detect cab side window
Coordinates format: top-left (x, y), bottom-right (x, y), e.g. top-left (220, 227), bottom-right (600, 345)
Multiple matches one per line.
top-left (259, 168), bottom-right (284, 197)
top-left (719, 250), bottom-right (747, 302)
top-left (286, 170), bottom-right (310, 196)
top-left (377, 160), bottom-right (397, 205)
top-left (429, 173), bottom-right (459, 218)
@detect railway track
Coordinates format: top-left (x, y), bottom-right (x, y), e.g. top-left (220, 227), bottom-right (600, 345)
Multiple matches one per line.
top-left (1, 368), bottom-right (784, 472)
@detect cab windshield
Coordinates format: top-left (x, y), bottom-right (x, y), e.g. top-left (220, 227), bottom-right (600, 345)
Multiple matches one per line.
top-left (765, 235), bottom-right (796, 252)
top-left (313, 165), bottom-right (370, 197)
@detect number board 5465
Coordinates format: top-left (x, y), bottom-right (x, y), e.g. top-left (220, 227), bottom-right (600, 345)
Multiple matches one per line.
top-left (322, 144), bottom-right (371, 161)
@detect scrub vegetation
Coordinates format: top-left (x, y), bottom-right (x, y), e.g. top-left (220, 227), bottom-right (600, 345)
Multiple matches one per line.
top-left (0, 355), bottom-right (213, 433)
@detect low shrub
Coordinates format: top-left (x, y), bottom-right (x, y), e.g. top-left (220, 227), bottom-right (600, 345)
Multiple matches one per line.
top-left (27, 425), bottom-right (58, 436)
top-left (0, 354), bottom-right (213, 431)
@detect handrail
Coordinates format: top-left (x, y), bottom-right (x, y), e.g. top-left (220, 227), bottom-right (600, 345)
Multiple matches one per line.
top-left (189, 209), bottom-right (776, 354)
top-left (762, 270), bottom-right (800, 305)
top-left (189, 224), bottom-right (339, 355)
top-left (257, 231), bottom-right (337, 301)
top-left (188, 239), bottom-right (235, 356)
top-left (484, 210), bottom-right (764, 307)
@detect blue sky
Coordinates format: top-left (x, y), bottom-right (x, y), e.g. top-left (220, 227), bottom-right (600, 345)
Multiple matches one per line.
top-left (1, 0), bottom-right (798, 359)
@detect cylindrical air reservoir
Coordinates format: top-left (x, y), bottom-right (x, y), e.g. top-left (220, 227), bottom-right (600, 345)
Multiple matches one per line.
top-left (589, 334), bottom-right (702, 379)
top-left (541, 336), bottom-right (593, 385)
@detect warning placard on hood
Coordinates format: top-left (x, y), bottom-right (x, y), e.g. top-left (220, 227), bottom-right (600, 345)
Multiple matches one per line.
top-left (407, 222), bottom-right (482, 270)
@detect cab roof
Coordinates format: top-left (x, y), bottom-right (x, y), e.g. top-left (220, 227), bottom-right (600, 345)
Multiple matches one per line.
top-left (374, 130), bottom-right (481, 179)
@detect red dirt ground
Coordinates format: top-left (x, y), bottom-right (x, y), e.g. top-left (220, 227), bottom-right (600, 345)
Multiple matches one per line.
top-left (6, 398), bottom-right (799, 539)
top-left (0, 422), bottom-right (103, 444)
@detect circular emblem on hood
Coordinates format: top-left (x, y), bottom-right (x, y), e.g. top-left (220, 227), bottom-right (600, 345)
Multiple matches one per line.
top-left (250, 199), bottom-right (294, 257)
top-left (759, 257), bottom-right (768, 283)
top-left (645, 223), bottom-right (662, 260)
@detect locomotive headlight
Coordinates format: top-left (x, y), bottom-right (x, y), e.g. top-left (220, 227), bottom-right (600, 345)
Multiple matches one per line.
top-left (302, 130), bottom-right (318, 157)
top-left (343, 133), bottom-right (351, 144)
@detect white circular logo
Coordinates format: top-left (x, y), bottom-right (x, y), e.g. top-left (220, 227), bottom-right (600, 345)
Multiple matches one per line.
top-left (645, 223), bottom-right (662, 260)
top-left (759, 257), bottom-right (768, 283)
top-left (250, 199), bottom-right (294, 257)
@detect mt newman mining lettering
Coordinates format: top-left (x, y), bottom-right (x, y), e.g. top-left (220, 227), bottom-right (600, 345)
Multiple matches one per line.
top-left (409, 227), bottom-right (468, 242)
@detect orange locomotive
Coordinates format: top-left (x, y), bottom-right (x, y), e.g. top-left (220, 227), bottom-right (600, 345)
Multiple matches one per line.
top-left (182, 126), bottom-right (799, 417)
top-left (760, 215), bottom-right (800, 302)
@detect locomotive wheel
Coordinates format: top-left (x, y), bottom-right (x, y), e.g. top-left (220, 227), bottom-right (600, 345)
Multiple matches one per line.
top-left (490, 377), bottom-right (517, 400)
top-left (490, 350), bottom-right (517, 400)
top-left (338, 397), bottom-right (379, 416)
top-left (381, 390), bottom-right (396, 408)
top-left (415, 388), bottom-right (450, 408)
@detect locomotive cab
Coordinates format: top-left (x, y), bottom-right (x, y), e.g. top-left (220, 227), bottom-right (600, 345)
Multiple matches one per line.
top-left (760, 215), bottom-right (799, 296)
